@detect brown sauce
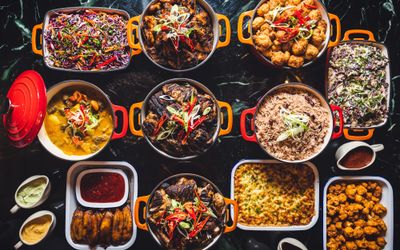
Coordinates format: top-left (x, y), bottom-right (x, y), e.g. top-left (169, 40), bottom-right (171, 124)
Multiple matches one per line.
top-left (282, 242), bottom-right (302, 250)
top-left (340, 146), bottom-right (373, 169)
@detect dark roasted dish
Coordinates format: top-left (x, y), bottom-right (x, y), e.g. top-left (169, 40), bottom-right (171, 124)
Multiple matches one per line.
top-left (142, 82), bottom-right (217, 158)
top-left (70, 204), bottom-right (133, 246)
top-left (142, 0), bottom-right (214, 69)
top-left (148, 177), bottom-right (226, 249)
top-left (44, 10), bottom-right (130, 71)
top-left (328, 43), bottom-right (389, 128)
top-left (326, 181), bottom-right (387, 250)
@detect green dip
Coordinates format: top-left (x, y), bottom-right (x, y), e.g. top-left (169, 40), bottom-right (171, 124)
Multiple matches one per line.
top-left (17, 178), bottom-right (47, 207)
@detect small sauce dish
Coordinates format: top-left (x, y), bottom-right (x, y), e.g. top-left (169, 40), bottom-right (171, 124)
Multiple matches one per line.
top-left (335, 141), bottom-right (384, 171)
top-left (277, 237), bottom-right (308, 250)
top-left (10, 175), bottom-right (51, 214)
top-left (76, 168), bottom-right (128, 208)
top-left (14, 210), bottom-right (56, 249)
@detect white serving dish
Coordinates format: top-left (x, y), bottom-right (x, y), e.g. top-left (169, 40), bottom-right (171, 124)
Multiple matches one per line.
top-left (323, 176), bottom-right (393, 250)
top-left (66, 161), bottom-right (138, 250)
top-left (76, 168), bottom-right (129, 208)
top-left (230, 159), bottom-right (319, 231)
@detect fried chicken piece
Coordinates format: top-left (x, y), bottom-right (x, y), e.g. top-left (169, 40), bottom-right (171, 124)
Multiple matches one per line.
top-left (287, 55), bottom-right (304, 68)
top-left (364, 226), bottom-right (379, 235)
top-left (71, 208), bottom-right (85, 243)
top-left (112, 208), bottom-right (124, 244)
top-left (252, 17), bottom-right (264, 31)
top-left (346, 241), bottom-right (357, 250)
top-left (85, 210), bottom-right (100, 245)
top-left (376, 237), bottom-right (386, 247)
top-left (304, 44), bottom-right (319, 60)
top-left (372, 203), bottom-right (387, 216)
top-left (122, 205), bottom-right (133, 243)
top-left (99, 211), bottom-right (113, 244)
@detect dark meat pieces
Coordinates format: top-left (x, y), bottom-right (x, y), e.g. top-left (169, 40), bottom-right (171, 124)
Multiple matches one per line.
top-left (165, 177), bottom-right (197, 201)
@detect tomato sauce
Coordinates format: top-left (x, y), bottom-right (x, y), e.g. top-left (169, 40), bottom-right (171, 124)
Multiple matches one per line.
top-left (80, 173), bottom-right (125, 203)
top-left (339, 146), bottom-right (373, 169)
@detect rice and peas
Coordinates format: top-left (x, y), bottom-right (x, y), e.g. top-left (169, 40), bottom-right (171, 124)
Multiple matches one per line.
top-left (255, 87), bottom-right (330, 161)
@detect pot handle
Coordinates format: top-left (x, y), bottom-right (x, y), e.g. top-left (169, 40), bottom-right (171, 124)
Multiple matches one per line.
top-left (343, 129), bottom-right (374, 141)
top-left (111, 104), bottom-right (128, 140)
top-left (343, 29), bottom-right (376, 41)
top-left (240, 107), bottom-right (257, 142)
top-left (371, 144), bottom-right (384, 152)
top-left (127, 15), bottom-right (142, 56)
top-left (32, 23), bottom-right (43, 56)
top-left (223, 198), bottom-right (238, 233)
top-left (129, 101), bottom-right (143, 137)
top-left (216, 14), bottom-right (231, 48)
top-left (134, 195), bottom-right (149, 231)
top-left (217, 101), bottom-right (233, 136)
top-left (237, 11), bottom-right (254, 45)
top-left (330, 104), bottom-right (343, 139)
top-left (327, 13), bottom-right (341, 48)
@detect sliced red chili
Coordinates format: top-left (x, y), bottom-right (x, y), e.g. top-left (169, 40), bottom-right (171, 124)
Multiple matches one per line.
top-left (188, 216), bottom-right (210, 238)
top-left (153, 113), bottom-right (168, 136)
top-left (304, 3), bottom-right (317, 9)
top-left (96, 55), bottom-right (117, 69)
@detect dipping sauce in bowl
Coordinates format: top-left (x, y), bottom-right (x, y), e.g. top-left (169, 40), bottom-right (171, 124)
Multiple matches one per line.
top-left (16, 177), bottom-right (47, 207)
top-left (80, 172), bottom-right (125, 203)
top-left (21, 214), bottom-right (52, 244)
top-left (339, 146), bottom-right (373, 169)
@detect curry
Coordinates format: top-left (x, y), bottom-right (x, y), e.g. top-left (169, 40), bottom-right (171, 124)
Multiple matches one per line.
top-left (44, 89), bottom-right (113, 156)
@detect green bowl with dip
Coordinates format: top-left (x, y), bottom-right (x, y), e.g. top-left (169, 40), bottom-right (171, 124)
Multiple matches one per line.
top-left (10, 175), bottom-right (51, 214)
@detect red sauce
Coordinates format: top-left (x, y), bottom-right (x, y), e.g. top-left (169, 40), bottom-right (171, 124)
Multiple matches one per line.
top-left (80, 173), bottom-right (125, 203)
top-left (339, 146), bottom-right (373, 169)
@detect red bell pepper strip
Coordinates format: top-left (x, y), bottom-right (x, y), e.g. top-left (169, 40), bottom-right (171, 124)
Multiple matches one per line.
top-left (184, 203), bottom-right (197, 221)
top-left (191, 116), bottom-right (207, 131)
top-left (171, 115), bottom-right (185, 127)
top-left (167, 220), bottom-right (177, 240)
top-left (188, 216), bottom-right (210, 238)
top-left (161, 25), bottom-right (169, 31)
top-left (303, 3), bottom-right (317, 9)
top-left (195, 190), bottom-right (208, 213)
top-left (165, 211), bottom-right (187, 222)
top-left (96, 55), bottom-right (117, 69)
top-left (188, 96), bottom-right (197, 115)
top-left (153, 113), bottom-right (168, 136)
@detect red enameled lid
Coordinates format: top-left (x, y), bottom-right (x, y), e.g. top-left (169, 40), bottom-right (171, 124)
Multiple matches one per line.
top-left (2, 70), bottom-right (46, 148)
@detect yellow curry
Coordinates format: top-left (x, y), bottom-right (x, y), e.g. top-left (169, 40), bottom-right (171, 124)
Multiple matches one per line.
top-left (44, 90), bottom-right (113, 155)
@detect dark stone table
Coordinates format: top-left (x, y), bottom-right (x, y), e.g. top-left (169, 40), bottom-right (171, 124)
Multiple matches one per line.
top-left (0, 0), bottom-right (399, 249)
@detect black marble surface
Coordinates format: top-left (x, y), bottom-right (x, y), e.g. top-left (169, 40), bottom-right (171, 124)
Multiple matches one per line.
top-left (0, 0), bottom-right (399, 249)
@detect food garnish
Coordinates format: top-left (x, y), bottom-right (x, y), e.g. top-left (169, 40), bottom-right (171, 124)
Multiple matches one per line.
top-left (276, 107), bottom-right (309, 142)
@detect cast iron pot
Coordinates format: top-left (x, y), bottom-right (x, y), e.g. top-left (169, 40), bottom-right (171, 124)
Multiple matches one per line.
top-left (237, 0), bottom-right (341, 69)
top-left (240, 83), bottom-right (343, 163)
top-left (134, 173), bottom-right (238, 250)
top-left (127, 0), bottom-right (231, 72)
top-left (129, 78), bottom-right (233, 160)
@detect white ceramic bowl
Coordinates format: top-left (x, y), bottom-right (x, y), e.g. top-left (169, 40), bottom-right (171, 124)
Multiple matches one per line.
top-left (15, 210), bottom-right (56, 249)
top-left (10, 175), bottom-right (51, 214)
top-left (76, 168), bottom-right (128, 208)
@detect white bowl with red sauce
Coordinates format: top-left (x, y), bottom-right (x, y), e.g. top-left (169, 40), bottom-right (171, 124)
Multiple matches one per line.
top-left (335, 141), bottom-right (384, 171)
top-left (75, 168), bottom-right (128, 208)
